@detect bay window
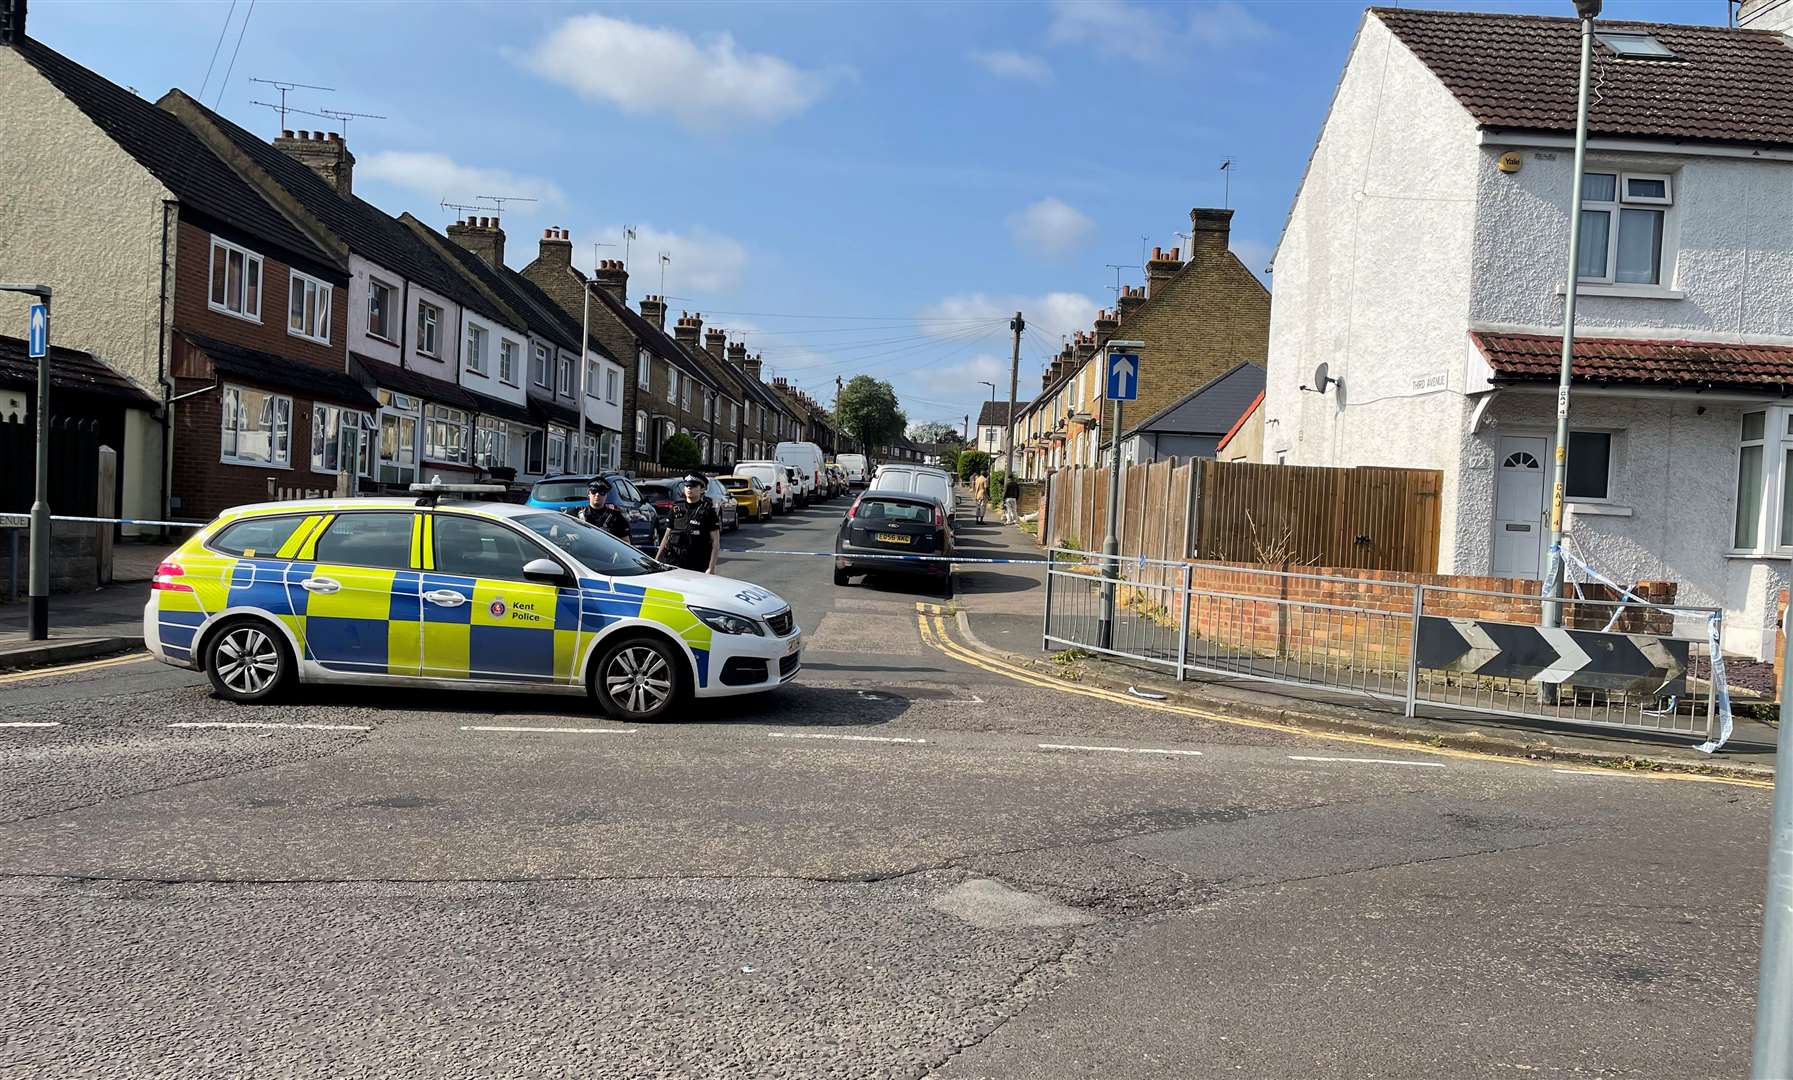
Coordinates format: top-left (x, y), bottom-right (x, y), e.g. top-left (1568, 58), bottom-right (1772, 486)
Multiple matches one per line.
top-left (209, 237), bottom-right (262, 321)
top-left (377, 390), bottom-right (421, 485)
top-left (425, 404), bottom-right (471, 464)
top-left (288, 271), bottom-right (332, 343)
top-left (475, 416), bottom-right (508, 469)
top-left (1577, 171), bottom-right (1672, 286)
top-left (547, 429), bottom-right (566, 474)
top-left (220, 384), bottom-right (289, 466)
top-left (312, 404), bottom-right (342, 472)
top-left (1731, 408), bottom-right (1793, 553)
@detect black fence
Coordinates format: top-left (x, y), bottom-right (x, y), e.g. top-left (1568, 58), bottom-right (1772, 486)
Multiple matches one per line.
top-left (0, 413), bottom-right (99, 516)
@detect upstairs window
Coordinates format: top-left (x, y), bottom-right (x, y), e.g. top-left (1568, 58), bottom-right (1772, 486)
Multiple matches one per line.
top-left (288, 271), bottom-right (332, 344)
top-left (417, 302), bottom-right (442, 357)
top-left (606, 368), bottom-right (620, 404)
top-left (500, 339), bottom-right (519, 385)
top-left (367, 279), bottom-right (395, 341)
top-left (558, 353), bottom-right (575, 397)
top-left (666, 370), bottom-right (678, 405)
top-left (531, 343), bottom-right (551, 388)
top-left (465, 323), bottom-right (488, 376)
top-left (209, 237), bottom-right (262, 321)
top-left (638, 348), bottom-right (652, 385)
top-left (1578, 172), bottom-right (1672, 286)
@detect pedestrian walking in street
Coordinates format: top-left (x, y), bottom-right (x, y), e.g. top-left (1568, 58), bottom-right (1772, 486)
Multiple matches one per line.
top-left (1002, 475), bottom-right (1021, 524)
top-left (971, 472), bottom-right (987, 524)
top-left (656, 473), bottom-right (722, 573)
top-left (567, 478), bottom-right (632, 542)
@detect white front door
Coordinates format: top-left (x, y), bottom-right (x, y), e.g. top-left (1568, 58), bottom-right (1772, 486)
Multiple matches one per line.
top-left (1492, 435), bottom-right (1548, 579)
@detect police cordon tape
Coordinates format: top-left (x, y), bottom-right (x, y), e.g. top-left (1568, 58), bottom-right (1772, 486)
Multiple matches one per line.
top-left (0, 513), bottom-right (1056, 566)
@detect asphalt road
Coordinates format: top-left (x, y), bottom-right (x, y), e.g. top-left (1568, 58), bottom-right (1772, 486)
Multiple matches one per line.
top-left (0, 491), bottom-right (1772, 1079)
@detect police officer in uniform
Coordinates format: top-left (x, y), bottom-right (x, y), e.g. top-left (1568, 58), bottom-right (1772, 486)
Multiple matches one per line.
top-left (567, 477), bottom-right (633, 543)
top-left (656, 473), bottom-right (721, 573)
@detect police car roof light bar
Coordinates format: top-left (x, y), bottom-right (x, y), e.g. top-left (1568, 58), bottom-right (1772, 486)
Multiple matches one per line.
top-left (408, 481), bottom-right (509, 507)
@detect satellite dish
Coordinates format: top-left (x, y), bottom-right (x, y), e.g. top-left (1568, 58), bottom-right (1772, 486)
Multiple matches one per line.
top-left (1305, 362), bottom-right (1339, 394)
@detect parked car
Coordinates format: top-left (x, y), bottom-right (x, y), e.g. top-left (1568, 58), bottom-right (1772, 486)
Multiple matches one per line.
top-left (785, 466), bottom-right (808, 508)
top-left (145, 495), bottom-right (802, 721)
top-left (719, 475), bottom-right (774, 522)
top-left (834, 489), bottom-right (952, 596)
top-left (867, 466), bottom-right (957, 524)
top-left (735, 461), bottom-right (793, 513)
top-left (638, 478), bottom-right (740, 538)
top-left (635, 481), bottom-right (678, 540)
top-left (836, 453), bottom-right (870, 488)
top-left (776, 441), bottom-right (826, 502)
top-left (826, 463), bottom-right (847, 497)
top-left (525, 473), bottom-right (656, 549)
top-left (706, 476), bottom-right (742, 532)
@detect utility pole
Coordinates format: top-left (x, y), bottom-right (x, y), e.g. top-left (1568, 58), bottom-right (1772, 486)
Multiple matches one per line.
top-left (1005, 311), bottom-right (1023, 484)
top-left (1757, 608), bottom-right (1793, 1079)
top-left (1542, 0), bottom-right (1601, 703)
top-left (578, 243), bottom-right (594, 473)
top-left (3, 283), bottom-right (53, 640)
top-left (962, 414), bottom-right (970, 442)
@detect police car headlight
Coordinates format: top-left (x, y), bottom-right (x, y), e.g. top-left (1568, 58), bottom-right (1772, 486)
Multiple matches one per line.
top-left (689, 606), bottom-right (763, 636)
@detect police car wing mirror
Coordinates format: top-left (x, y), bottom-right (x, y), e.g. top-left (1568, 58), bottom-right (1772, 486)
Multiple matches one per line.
top-left (522, 558), bottom-right (570, 585)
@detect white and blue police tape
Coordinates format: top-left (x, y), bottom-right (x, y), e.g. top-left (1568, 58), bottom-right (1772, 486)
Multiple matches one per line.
top-left (1559, 547), bottom-right (1732, 754)
top-left (723, 547), bottom-right (1051, 565)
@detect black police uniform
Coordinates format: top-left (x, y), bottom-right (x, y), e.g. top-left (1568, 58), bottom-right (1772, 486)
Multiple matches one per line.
top-left (569, 500), bottom-right (632, 542)
top-left (665, 497), bottom-right (721, 571)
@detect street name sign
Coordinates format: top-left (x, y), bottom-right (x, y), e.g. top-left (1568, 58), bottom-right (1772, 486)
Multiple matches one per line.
top-left (27, 302), bottom-right (47, 358)
top-left (1106, 352), bottom-right (1140, 401)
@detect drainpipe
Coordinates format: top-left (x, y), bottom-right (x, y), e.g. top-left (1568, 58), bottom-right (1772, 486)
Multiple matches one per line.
top-left (156, 200), bottom-right (175, 531)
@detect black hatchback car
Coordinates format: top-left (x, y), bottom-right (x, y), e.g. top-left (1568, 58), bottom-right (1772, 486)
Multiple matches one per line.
top-left (834, 489), bottom-right (951, 594)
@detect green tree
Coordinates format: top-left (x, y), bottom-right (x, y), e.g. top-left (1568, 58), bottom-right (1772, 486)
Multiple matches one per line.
top-left (660, 433), bottom-right (701, 470)
top-left (957, 450), bottom-right (991, 481)
top-left (835, 376), bottom-right (906, 457)
top-left (938, 447), bottom-right (963, 475)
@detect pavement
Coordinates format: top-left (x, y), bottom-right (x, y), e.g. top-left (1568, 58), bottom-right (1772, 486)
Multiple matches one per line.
top-left (0, 541), bottom-right (166, 669)
top-left (0, 486), bottom-right (1775, 1078)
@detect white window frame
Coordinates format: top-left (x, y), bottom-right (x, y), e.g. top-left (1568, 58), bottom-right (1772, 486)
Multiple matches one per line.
top-left (208, 236), bottom-right (263, 322)
top-left (312, 403), bottom-right (342, 473)
top-left (366, 278), bottom-right (396, 342)
top-left (547, 429), bottom-right (566, 474)
top-left (465, 322), bottom-right (489, 376)
top-left (1577, 170), bottom-right (1674, 287)
top-left (1563, 429), bottom-right (1614, 503)
top-left (219, 383), bottom-right (291, 468)
top-left (499, 339), bottom-right (519, 385)
top-left (417, 302), bottom-right (442, 358)
top-left (475, 416), bottom-right (508, 469)
top-left (558, 353), bottom-right (575, 397)
top-left (730, 402), bottom-right (738, 429)
top-left (666, 370), bottom-right (678, 405)
top-left (287, 270), bottom-right (332, 344)
top-left (424, 404), bottom-right (472, 465)
top-left (1730, 407), bottom-right (1793, 555)
top-left (635, 410), bottom-right (648, 454)
top-left (638, 348), bottom-right (652, 385)
top-left (681, 378), bottom-right (692, 411)
top-left (531, 343), bottom-right (551, 388)
top-left (606, 367), bottom-right (620, 405)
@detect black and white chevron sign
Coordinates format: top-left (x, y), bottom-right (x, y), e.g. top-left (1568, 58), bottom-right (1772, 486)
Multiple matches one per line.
top-left (1416, 616), bottom-right (1689, 693)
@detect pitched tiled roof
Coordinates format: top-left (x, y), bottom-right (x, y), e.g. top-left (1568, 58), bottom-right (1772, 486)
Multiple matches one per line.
top-left (1472, 330), bottom-right (1793, 390)
top-left (12, 39), bottom-right (338, 278)
top-left (1127, 362), bottom-right (1266, 437)
top-left (1374, 7), bottom-right (1793, 147)
top-left (408, 223), bottom-right (582, 354)
top-left (185, 334), bottom-right (377, 410)
top-left (348, 352), bottom-right (479, 411)
top-left (0, 335), bottom-right (155, 407)
top-left (167, 92), bottom-right (522, 328)
top-left (588, 289), bottom-right (708, 382)
top-left (976, 400), bottom-right (1019, 427)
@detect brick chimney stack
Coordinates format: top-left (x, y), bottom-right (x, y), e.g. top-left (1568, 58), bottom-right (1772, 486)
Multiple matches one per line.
top-left (446, 215), bottom-right (505, 267)
top-left (726, 341), bottom-right (748, 368)
top-left (1072, 331), bottom-right (1097, 368)
top-left (704, 327), bottom-right (726, 362)
top-left (593, 258), bottom-right (628, 301)
top-left (1145, 245), bottom-right (1182, 299)
top-left (1, 0), bottom-right (28, 45)
top-left (539, 226), bottom-right (573, 266)
top-left (273, 128), bottom-right (355, 197)
top-left (742, 352), bottom-right (764, 381)
top-left (1093, 308), bottom-right (1119, 345)
top-left (673, 311), bottom-right (703, 349)
top-left (1189, 208), bottom-right (1233, 259)
top-left (1116, 284), bottom-right (1146, 318)
top-left (639, 295), bottom-right (667, 330)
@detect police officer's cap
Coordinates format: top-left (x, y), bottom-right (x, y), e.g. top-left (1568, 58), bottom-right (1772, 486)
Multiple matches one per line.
top-left (680, 473), bottom-right (706, 487)
top-left (587, 478), bottom-right (610, 494)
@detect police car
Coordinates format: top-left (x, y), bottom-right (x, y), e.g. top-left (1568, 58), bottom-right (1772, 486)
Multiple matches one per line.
top-left (144, 485), bottom-right (801, 722)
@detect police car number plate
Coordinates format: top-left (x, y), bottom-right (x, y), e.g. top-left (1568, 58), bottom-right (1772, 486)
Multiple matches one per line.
top-left (786, 634), bottom-right (802, 655)
top-left (875, 533), bottom-right (912, 544)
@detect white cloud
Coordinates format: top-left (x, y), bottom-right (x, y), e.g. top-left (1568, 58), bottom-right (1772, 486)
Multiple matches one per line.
top-left (588, 223), bottom-right (750, 295)
top-left (1008, 197), bottom-right (1094, 258)
top-left (968, 49), bottom-right (1052, 83)
top-left (1047, 0), bottom-right (1169, 63)
top-left (526, 14), bottom-right (831, 132)
top-left (359, 151), bottom-right (564, 205)
top-left (1047, 0), bottom-right (1270, 64)
top-left (1189, 1), bottom-right (1273, 47)
top-left (912, 353), bottom-right (1013, 398)
top-left (918, 291), bottom-right (1100, 346)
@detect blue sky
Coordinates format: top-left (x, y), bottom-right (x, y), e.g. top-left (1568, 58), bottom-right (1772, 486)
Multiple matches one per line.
top-left (33, 0), bottom-right (1730, 433)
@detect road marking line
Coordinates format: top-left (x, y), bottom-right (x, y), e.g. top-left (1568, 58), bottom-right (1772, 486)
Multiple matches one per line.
top-left (0, 721), bottom-right (60, 728)
top-left (1038, 743), bottom-right (1203, 756)
top-left (0, 653), bottom-right (152, 683)
top-left (913, 606), bottom-right (1774, 791)
top-left (1553, 768), bottom-right (1638, 778)
top-left (767, 732), bottom-right (927, 744)
top-left (461, 725), bottom-right (638, 735)
top-left (168, 722), bottom-right (372, 732)
top-left (1288, 755), bottom-right (1446, 768)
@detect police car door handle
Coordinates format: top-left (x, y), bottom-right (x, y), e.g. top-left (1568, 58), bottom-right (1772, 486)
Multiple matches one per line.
top-left (299, 577), bottom-right (341, 594)
top-left (423, 590), bottom-right (467, 607)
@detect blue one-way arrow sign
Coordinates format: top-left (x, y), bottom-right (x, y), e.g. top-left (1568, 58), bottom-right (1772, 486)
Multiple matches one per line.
top-left (27, 303), bottom-right (48, 359)
top-left (1106, 352), bottom-right (1140, 401)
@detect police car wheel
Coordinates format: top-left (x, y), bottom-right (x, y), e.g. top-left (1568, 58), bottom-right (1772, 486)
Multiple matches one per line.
top-left (593, 636), bottom-right (682, 722)
top-left (204, 618), bottom-right (291, 703)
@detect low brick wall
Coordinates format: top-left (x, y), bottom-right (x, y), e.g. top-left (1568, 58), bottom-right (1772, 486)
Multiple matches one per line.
top-left (0, 521), bottom-right (101, 600)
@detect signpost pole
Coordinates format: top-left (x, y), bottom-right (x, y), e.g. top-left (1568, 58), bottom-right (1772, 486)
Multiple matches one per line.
top-left (4, 283), bottom-right (53, 640)
top-left (1098, 341), bottom-right (1143, 652)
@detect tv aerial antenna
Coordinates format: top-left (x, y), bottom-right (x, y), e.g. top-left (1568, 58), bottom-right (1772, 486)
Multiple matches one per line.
top-left (247, 77), bottom-right (333, 130)
top-left (318, 107), bottom-right (386, 141)
top-left (476, 194), bottom-right (538, 215)
top-left (1103, 263), bottom-right (1138, 299)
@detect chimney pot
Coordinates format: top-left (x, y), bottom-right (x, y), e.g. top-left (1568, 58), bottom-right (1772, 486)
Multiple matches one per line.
top-left (297, 130), bottom-right (310, 139)
top-left (282, 129), bottom-right (295, 138)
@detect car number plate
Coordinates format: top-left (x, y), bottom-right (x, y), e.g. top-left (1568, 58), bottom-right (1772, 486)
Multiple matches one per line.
top-left (786, 634), bottom-right (802, 655)
top-left (875, 533), bottom-right (912, 544)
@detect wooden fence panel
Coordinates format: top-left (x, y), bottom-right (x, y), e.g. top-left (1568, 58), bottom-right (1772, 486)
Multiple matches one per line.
top-left (1192, 459), bottom-right (1441, 572)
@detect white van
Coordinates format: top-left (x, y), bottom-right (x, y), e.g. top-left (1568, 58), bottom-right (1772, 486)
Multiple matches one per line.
top-left (869, 465), bottom-right (956, 522)
top-left (775, 441), bottom-right (827, 502)
top-left (736, 460), bottom-right (794, 513)
top-left (836, 453), bottom-right (870, 487)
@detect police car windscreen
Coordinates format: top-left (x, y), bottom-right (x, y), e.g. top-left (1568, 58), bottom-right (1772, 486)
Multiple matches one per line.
top-left (517, 513), bottom-right (663, 576)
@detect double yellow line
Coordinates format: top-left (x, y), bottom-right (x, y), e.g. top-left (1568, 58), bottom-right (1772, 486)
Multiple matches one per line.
top-left (913, 603), bottom-right (1774, 790)
top-left (0, 652), bottom-right (153, 684)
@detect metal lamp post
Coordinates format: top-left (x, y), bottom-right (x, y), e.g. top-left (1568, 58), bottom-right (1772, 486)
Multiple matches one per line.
top-left (978, 380), bottom-right (997, 453)
top-left (1, 283), bottom-right (53, 640)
